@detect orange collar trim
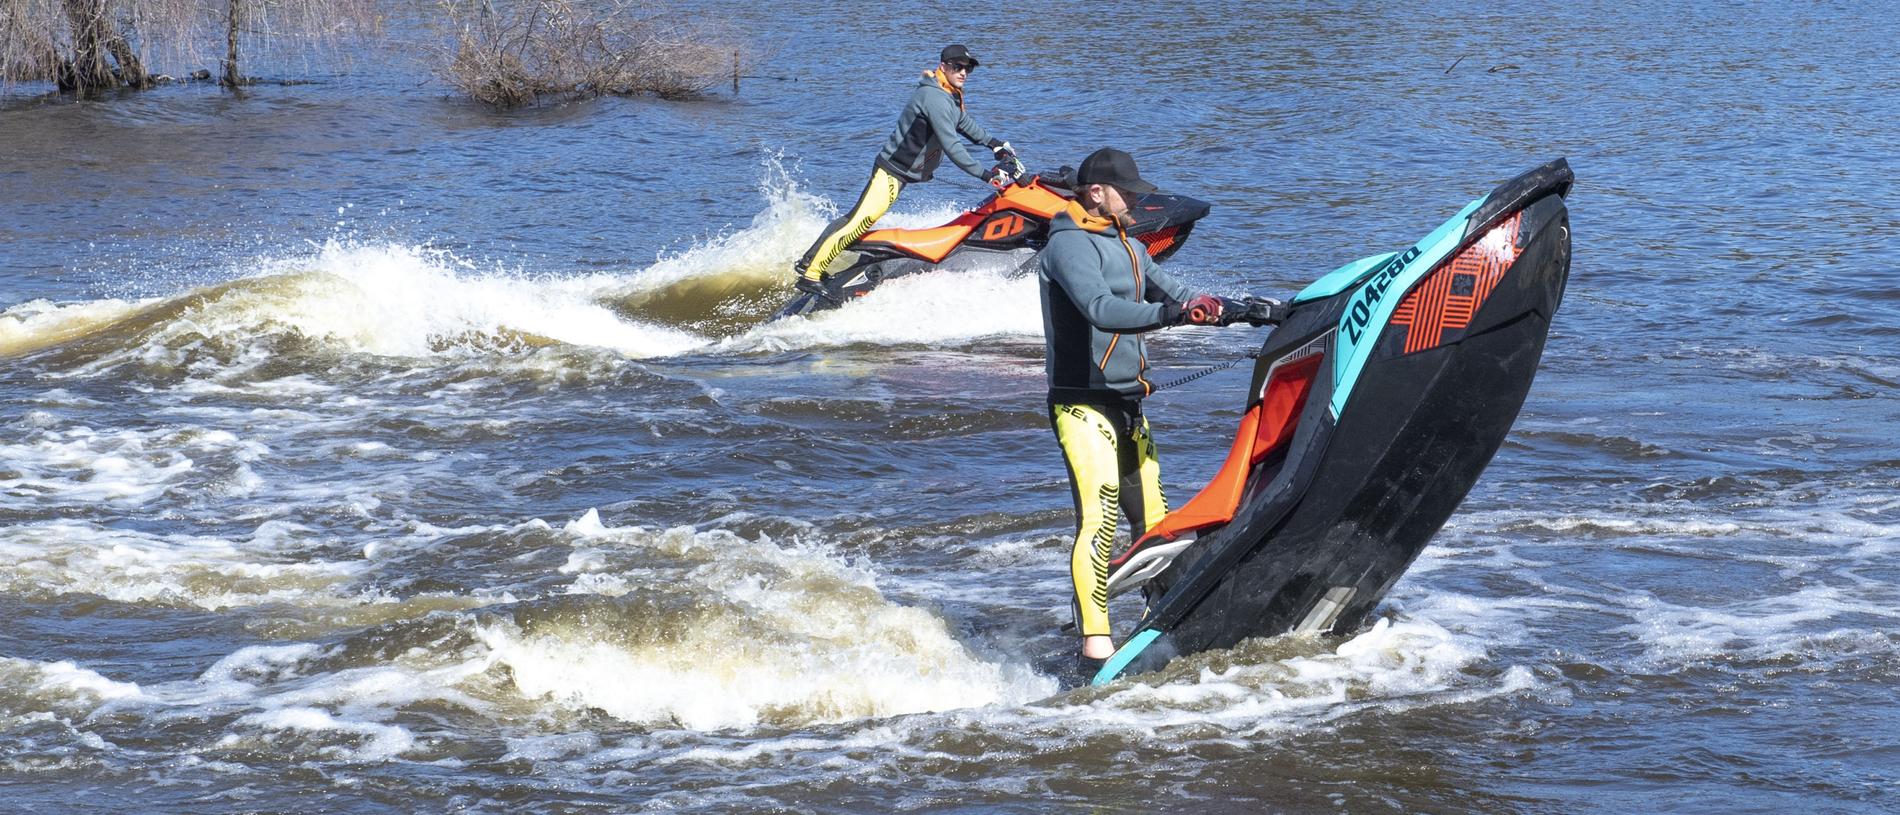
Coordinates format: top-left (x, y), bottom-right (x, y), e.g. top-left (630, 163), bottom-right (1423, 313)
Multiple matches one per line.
top-left (930, 68), bottom-right (965, 110)
top-left (1064, 200), bottom-right (1119, 234)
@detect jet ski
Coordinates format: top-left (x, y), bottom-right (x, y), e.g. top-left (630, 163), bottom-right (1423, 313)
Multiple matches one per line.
top-left (1090, 158), bottom-right (1575, 686)
top-left (775, 158), bottom-right (1213, 319)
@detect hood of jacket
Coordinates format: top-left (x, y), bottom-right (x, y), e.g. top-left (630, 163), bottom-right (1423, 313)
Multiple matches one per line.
top-left (923, 68), bottom-right (965, 110)
top-left (1048, 200), bottom-right (1131, 237)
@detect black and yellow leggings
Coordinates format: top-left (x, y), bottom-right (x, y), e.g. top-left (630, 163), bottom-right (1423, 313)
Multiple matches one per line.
top-left (794, 166), bottom-right (906, 281)
top-left (1050, 401), bottom-right (1168, 638)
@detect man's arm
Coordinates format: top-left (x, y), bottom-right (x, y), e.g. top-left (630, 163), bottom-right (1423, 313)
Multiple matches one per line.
top-left (955, 106), bottom-right (993, 148)
top-left (1042, 235), bottom-right (1174, 332)
top-left (923, 92), bottom-right (990, 180)
top-left (1142, 256), bottom-right (1196, 304)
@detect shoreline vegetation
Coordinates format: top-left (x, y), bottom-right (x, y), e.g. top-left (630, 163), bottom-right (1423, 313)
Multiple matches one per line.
top-left (0, 0), bottom-right (750, 106)
top-left (442, 0), bottom-right (741, 107)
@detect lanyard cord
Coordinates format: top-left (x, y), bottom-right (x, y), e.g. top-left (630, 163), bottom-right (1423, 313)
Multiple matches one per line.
top-left (1148, 349), bottom-right (1262, 394)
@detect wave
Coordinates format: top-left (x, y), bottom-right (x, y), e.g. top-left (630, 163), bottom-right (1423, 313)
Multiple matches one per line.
top-left (0, 520), bottom-right (375, 611)
top-left (0, 509), bottom-right (1059, 766)
top-left (5, 159), bottom-right (1048, 380)
top-left (0, 297), bottom-right (156, 359)
top-left (478, 510), bottom-right (1055, 729)
top-left (7, 242), bottom-right (707, 375)
top-left (602, 155), bottom-right (1042, 347)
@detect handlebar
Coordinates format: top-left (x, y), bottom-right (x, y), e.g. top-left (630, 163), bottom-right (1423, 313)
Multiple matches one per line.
top-left (998, 154), bottom-right (1027, 182)
top-left (1229, 296), bottom-right (1290, 327)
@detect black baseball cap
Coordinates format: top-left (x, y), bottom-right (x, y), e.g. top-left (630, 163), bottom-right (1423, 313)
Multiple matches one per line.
top-left (1075, 148), bottom-right (1158, 195)
top-left (940, 44), bottom-right (980, 69)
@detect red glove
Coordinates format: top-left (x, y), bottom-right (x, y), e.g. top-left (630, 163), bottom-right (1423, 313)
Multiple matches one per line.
top-left (1183, 293), bottom-right (1226, 326)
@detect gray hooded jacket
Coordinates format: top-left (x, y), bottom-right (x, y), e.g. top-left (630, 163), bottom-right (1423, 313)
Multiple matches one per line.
top-left (874, 71), bottom-right (996, 184)
top-left (1039, 202), bottom-right (1194, 404)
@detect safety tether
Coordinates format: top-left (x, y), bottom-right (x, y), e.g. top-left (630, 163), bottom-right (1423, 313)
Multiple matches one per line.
top-left (1149, 349), bottom-right (1262, 394)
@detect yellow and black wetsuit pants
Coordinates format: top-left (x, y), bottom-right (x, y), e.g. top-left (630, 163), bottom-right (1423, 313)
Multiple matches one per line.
top-left (794, 167), bottom-right (906, 282)
top-left (1050, 401), bottom-right (1168, 638)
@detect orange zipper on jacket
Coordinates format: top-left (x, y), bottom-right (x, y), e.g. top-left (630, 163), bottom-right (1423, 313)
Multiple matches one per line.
top-left (1116, 222), bottom-right (1154, 396)
top-left (1068, 201), bottom-right (1155, 395)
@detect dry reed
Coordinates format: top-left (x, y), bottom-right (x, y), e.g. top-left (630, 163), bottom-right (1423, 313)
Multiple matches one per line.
top-left (438, 0), bottom-right (741, 107)
top-left (0, 0), bottom-right (379, 92)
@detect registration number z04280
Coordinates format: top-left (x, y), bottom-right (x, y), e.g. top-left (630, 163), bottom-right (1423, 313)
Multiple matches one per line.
top-left (1342, 245), bottom-right (1422, 345)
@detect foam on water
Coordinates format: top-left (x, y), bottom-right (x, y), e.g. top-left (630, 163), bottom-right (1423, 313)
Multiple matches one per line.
top-left (0, 510), bottom-right (1075, 765)
top-left (1060, 618), bottom-right (1523, 737)
top-left (1415, 488), bottom-right (1900, 677)
top-left (503, 615), bottom-right (1530, 804)
top-left (9, 160), bottom-right (1048, 379)
top-left (212, 242), bottom-right (707, 359)
top-left (1617, 583), bottom-right (1894, 667)
top-left (484, 510), bottom-right (1057, 730)
top-left (0, 520), bottom-right (371, 610)
top-left (1, 415), bottom-right (266, 509)
top-left (12, 242), bottom-right (713, 382)
top-left (1497, 514), bottom-right (1746, 538)
top-left (0, 297), bottom-right (155, 358)
top-left (0, 508), bottom-right (1061, 761)
top-left (0, 657), bottom-right (139, 774)
top-left (1691, 345), bottom-right (1900, 388)
top-left (726, 262), bottom-right (1042, 353)
top-left (77, 636), bottom-right (495, 766)
top-left (607, 154), bottom-right (843, 295)
top-left (0, 657), bottom-right (148, 712)
top-left (219, 707), bottom-right (420, 763)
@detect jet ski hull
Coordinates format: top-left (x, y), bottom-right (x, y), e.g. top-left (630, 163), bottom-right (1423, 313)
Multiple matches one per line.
top-left (1096, 159), bottom-right (1574, 683)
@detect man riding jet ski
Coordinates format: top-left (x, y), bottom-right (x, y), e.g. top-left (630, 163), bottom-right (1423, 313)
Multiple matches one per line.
top-left (1086, 158), bottom-right (1575, 686)
top-left (775, 157), bottom-right (1212, 319)
top-left (790, 43), bottom-right (1016, 304)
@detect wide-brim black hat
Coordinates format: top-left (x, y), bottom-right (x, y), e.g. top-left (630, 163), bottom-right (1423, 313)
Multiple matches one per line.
top-left (939, 44), bottom-right (980, 69)
top-left (1075, 148), bottom-right (1158, 195)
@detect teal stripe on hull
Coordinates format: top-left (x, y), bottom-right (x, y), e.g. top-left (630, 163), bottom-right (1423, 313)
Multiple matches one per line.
top-left (1327, 195), bottom-right (1488, 417)
top-left (1091, 628), bottom-right (1162, 686)
top-left (1293, 251), bottom-right (1398, 304)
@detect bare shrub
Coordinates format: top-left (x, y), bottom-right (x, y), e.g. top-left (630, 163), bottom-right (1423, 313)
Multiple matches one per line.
top-left (213, 0), bottom-right (381, 84)
top-left (438, 0), bottom-right (743, 107)
top-left (0, 0), bottom-right (380, 94)
top-left (0, 3), bottom-right (63, 81)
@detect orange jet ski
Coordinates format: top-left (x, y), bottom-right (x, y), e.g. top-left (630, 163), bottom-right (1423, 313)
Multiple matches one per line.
top-left (776, 160), bottom-right (1212, 319)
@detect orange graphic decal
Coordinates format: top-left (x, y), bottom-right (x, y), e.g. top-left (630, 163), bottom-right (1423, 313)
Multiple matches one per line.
top-left (981, 213), bottom-right (1025, 241)
top-left (1389, 212), bottom-right (1523, 354)
top-left (1135, 225), bottom-right (1179, 257)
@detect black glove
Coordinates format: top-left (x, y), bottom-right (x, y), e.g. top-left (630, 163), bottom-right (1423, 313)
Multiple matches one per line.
top-left (985, 138), bottom-right (1016, 161)
top-left (983, 165), bottom-right (1014, 189)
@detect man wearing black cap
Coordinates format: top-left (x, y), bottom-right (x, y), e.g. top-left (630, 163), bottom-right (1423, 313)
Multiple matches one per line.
top-left (790, 44), bottom-right (1016, 302)
top-left (1039, 147), bottom-right (1243, 671)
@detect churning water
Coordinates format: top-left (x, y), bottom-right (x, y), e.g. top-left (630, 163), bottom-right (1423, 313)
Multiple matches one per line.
top-left (2, 1), bottom-right (1896, 812)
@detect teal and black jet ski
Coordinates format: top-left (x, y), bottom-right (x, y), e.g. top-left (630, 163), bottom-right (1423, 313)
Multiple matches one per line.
top-left (1090, 159), bottom-right (1575, 686)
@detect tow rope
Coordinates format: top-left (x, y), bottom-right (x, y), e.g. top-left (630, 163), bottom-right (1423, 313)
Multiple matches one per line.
top-left (1149, 350), bottom-right (1261, 394)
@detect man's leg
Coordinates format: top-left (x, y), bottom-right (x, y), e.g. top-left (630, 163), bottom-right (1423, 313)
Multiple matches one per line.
top-left (1119, 411), bottom-right (1169, 536)
top-left (1050, 403), bottom-right (1124, 660)
top-left (793, 166), bottom-right (905, 284)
